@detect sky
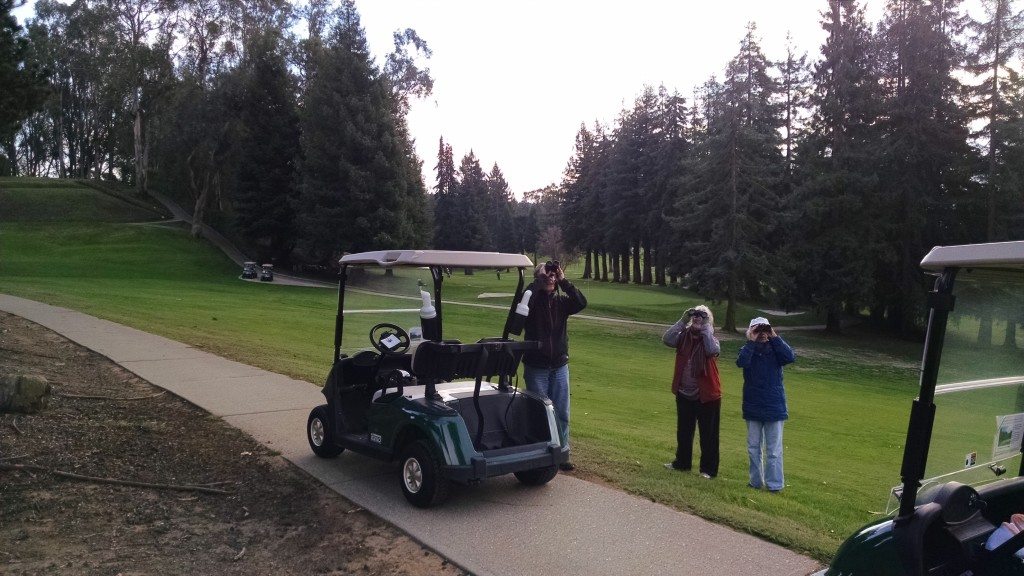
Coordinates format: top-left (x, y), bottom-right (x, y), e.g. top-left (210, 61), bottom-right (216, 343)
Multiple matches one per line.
top-left (355, 0), bottom-right (883, 196)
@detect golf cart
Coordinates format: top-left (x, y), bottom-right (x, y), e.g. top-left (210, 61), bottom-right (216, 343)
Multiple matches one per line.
top-left (818, 240), bottom-right (1024, 576)
top-left (241, 261), bottom-right (258, 279)
top-left (306, 250), bottom-right (569, 508)
top-left (259, 264), bottom-right (274, 282)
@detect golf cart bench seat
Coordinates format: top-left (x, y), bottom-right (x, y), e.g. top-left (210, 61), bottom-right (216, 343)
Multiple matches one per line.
top-left (411, 339), bottom-right (545, 451)
top-left (410, 339), bottom-right (540, 384)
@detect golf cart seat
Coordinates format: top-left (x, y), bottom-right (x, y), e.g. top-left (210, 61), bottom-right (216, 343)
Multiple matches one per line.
top-left (410, 339), bottom-right (538, 385)
top-left (411, 339), bottom-right (542, 450)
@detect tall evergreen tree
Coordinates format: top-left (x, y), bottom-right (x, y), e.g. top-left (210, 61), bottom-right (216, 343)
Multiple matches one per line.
top-left (673, 24), bottom-right (782, 331)
top-left (966, 0), bottom-right (1024, 241)
top-left (875, 0), bottom-right (975, 334)
top-left (230, 31), bottom-right (300, 263)
top-left (784, 0), bottom-right (883, 331)
top-left (485, 163), bottom-right (517, 253)
top-left (432, 136), bottom-right (460, 249)
top-left (296, 0), bottom-right (415, 262)
top-left (454, 150), bottom-right (490, 250)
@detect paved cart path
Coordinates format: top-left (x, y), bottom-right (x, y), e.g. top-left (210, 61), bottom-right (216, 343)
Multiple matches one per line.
top-left (0, 294), bottom-right (822, 576)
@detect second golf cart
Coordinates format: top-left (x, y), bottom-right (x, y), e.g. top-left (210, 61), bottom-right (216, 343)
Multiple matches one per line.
top-left (306, 250), bottom-right (569, 507)
top-left (816, 240), bottom-right (1024, 575)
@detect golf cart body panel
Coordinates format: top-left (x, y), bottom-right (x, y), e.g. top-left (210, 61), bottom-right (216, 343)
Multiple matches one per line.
top-left (822, 240), bottom-right (1024, 575)
top-left (259, 264), bottom-right (274, 281)
top-left (309, 249), bottom-right (569, 506)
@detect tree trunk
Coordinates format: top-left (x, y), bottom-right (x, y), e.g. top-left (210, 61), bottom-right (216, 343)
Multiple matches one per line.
top-left (611, 251), bottom-right (620, 283)
top-left (1005, 320), bottom-right (1017, 348)
top-left (582, 249), bottom-right (592, 279)
top-left (620, 251), bottom-right (630, 283)
top-left (642, 240), bottom-right (653, 285)
top-left (826, 307), bottom-right (842, 333)
top-left (632, 242), bottom-right (641, 285)
top-left (133, 104), bottom-right (147, 196)
top-left (600, 250), bottom-right (608, 281)
top-left (978, 315), bottom-right (993, 347)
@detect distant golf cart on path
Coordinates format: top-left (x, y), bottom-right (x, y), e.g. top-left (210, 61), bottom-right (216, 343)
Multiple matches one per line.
top-left (241, 261), bottom-right (258, 280)
top-left (816, 240), bottom-right (1024, 576)
top-left (259, 264), bottom-right (274, 282)
top-left (306, 250), bottom-right (569, 508)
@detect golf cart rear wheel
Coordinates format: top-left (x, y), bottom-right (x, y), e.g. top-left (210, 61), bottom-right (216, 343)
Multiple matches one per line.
top-left (514, 465), bottom-right (558, 486)
top-left (399, 440), bottom-right (449, 508)
top-left (307, 405), bottom-right (343, 458)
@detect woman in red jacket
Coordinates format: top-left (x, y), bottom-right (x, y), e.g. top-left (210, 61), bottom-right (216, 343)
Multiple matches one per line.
top-left (662, 305), bottom-right (722, 478)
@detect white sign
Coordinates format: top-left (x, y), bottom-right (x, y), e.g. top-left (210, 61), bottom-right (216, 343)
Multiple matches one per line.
top-left (993, 412), bottom-right (1024, 460)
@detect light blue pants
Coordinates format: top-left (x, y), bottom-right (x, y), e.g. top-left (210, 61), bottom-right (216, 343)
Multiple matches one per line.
top-left (747, 420), bottom-right (784, 491)
top-left (523, 363), bottom-right (570, 446)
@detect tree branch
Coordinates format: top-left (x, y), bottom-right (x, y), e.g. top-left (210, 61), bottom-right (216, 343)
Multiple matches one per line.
top-left (0, 463), bottom-right (232, 495)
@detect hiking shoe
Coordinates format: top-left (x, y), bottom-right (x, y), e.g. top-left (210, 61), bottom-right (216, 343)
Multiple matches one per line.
top-left (559, 462), bottom-right (576, 472)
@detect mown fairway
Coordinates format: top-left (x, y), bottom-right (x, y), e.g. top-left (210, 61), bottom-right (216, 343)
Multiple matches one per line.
top-left (0, 178), bottom-right (928, 561)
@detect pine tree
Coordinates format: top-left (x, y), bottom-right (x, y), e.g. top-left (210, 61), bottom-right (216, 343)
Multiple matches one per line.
top-left (432, 136), bottom-right (460, 249)
top-left (231, 31), bottom-right (300, 263)
top-left (296, 0), bottom-right (414, 262)
top-left (875, 0), bottom-right (975, 334)
top-left (965, 0), bottom-right (1024, 241)
top-left (673, 24), bottom-right (783, 331)
top-left (0, 0), bottom-right (47, 174)
top-left (784, 0), bottom-right (883, 331)
top-left (485, 163), bottom-right (517, 253)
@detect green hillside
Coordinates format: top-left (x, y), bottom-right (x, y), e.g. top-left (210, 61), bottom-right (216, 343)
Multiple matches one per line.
top-left (0, 177), bottom-right (168, 223)
top-left (0, 177), bottom-right (926, 562)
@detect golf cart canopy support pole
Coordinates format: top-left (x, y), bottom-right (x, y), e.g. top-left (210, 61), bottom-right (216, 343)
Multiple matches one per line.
top-left (431, 266), bottom-right (443, 341)
top-left (334, 265), bottom-right (348, 362)
top-left (501, 268), bottom-right (526, 341)
top-left (897, 268), bottom-right (957, 519)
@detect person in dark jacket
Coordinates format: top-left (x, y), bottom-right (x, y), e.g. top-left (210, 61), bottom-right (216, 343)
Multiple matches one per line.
top-left (662, 305), bottom-right (722, 478)
top-left (736, 317), bottom-right (796, 492)
top-left (522, 260), bottom-right (587, 471)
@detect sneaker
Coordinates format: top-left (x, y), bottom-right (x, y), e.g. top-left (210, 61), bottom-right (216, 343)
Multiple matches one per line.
top-left (747, 483), bottom-right (762, 490)
top-left (700, 472), bottom-right (713, 479)
top-left (559, 462), bottom-right (576, 472)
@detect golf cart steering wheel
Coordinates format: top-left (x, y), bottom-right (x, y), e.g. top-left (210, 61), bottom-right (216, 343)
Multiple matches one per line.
top-left (369, 323), bottom-right (411, 355)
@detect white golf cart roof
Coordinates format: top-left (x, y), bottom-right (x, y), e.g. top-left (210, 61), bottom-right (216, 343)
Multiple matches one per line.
top-left (339, 250), bottom-right (533, 269)
top-left (920, 240), bottom-right (1024, 271)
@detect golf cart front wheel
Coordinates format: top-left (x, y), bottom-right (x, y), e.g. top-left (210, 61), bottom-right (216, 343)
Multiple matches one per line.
top-left (399, 440), bottom-right (449, 508)
top-left (514, 465), bottom-right (558, 486)
top-left (307, 405), bottom-right (343, 458)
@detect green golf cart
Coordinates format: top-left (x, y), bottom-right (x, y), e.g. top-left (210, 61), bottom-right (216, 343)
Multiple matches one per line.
top-left (817, 240), bottom-right (1024, 575)
top-left (305, 250), bottom-right (569, 508)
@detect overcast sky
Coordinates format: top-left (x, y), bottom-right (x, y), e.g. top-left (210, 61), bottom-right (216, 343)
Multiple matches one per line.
top-left (356, 0), bottom-right (885, 196)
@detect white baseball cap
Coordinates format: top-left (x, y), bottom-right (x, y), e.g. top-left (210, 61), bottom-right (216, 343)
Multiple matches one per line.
top-left (748, 317), bottom-right (770, 329)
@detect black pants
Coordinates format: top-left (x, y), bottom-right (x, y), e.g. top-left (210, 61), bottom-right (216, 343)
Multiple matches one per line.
top-left (674, 395), bottom-right (721, 477)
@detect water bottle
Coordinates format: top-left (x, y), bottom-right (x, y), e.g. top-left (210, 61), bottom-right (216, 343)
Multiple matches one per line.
top-left (508, 289), bottom-right (532, 335)
top-left (419, 289), bottom-right (441, 341)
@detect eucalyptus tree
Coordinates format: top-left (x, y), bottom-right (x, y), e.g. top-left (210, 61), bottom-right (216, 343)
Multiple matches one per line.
top-left (965, 0), bottom-right (1024, 242)
top-left (674, 24), bottom-right (783, 331)
top-left (0, 0), bottom-right (48, 175)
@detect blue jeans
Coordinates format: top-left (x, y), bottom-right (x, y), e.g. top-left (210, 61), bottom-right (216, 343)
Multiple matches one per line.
top-left (747, 420), bottom-right (784, 491)
top-left (523, 364), bottom-right (570, 446)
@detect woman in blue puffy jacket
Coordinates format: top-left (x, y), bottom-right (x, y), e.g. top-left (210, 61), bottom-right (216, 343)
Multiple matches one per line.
top-left (736, 317), bottom-right (796, 492)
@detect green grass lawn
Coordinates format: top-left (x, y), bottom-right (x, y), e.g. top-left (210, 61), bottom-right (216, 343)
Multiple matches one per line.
top-left (0, 179), bottom-right (927, 561)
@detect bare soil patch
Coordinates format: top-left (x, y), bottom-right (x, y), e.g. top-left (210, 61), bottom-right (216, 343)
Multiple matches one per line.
top-left (0, 311), bottom-right (465, 576)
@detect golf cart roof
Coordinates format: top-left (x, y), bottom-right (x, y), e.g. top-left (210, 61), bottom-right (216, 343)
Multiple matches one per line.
top-left (920, 240), bottom-right (1024, 272)
top-left (339, 250), bottom-right (533, 269)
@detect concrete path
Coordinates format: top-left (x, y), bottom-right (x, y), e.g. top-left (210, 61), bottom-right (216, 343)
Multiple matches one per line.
top-left (0, 294), bottom-right (823, 576)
